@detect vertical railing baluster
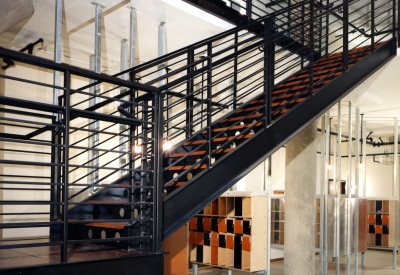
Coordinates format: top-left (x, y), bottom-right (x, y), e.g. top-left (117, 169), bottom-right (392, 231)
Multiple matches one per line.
top-left (140, 99), bottom-right (149, 251)
top-left (397, 0), bottom-right (400, 46)
top-left (264, 17), bottom-right (274, 126)
top-left (61, 70), bottom-right (71, 264)
top-left (319, 0), bottom-right (323, 54)
top-left (246, 0), bottom-right (252, 21)
top-left (206, 42), bottom-right (212, 168)
top-left (129, 69), bottom-right (136, 233)
top-left (186, 47), bottom-right (194, 139)
top-left (301, 4), bottom-right (305, 69)
top-left (152, 92), bottom-right (164, 253)
top-left (371, 0), bottom-right (375, 52)
top-left (288, 0), bottom-right (291, 35)
top-left (233, 32), bottom-right (238, 110)
top-left (392, 0), bottom-right (396, 40)
top-left (309, 0), bottom-right (315, 97)
top-left (343, 0), bottom-right (349, 72)
top-left (326, 0), bottom-right (330, 56)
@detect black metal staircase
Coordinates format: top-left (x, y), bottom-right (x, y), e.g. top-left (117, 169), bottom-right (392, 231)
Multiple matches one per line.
top-left (0, 0), bottom-right (398, 274)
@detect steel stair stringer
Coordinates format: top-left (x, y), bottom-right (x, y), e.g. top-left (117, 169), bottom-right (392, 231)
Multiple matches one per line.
top-left (163, 38), bottom-right (397, 239)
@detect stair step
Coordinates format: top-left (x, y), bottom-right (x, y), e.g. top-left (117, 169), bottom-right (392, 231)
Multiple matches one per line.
top-left (220, 113), bottom-right (263, 123)
top-left (183, 134), bottom-right (254, 146)
top-left (167, 164), bottom-right (208, 171)
top-left (272, 97), bottom-right (305, 107)
top-left (235, 106), bottom-right (263, 114)
top-left (274, 108), bottom-right (290, 115)
top-left (202, 122), bottom-right (263, 133)
top-left (68, 219), bottom-right (127, 230)
top-left (168, 148), bottom-right (233, 158)
top-left (276, 70), bottom-right (340, 89)
top-left (86, 200), bottom-right (129, 205)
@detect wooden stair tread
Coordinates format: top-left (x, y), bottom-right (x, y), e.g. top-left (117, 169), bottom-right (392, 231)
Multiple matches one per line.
top-left (167, 164), bottom-right (207, 171)
top-left (86, 200), bottom-right (129, 205)
top-left (235, 106), bottom-right (263, 114)
top-left (183, 134), bottom-right (254, 146)
top-left (202, 122), bottom-right (263, 133)
top-left (68, 219), bottom-right (127, 230)
top-left (272, 97), bottom-right (305, 107)
top-left (220, 113), bottom-right (263, 123)
top-left (168, 148), bottom-right (233, 158)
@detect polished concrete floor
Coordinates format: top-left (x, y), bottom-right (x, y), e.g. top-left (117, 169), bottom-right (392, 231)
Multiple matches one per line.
top-left (190, 250), bottom-right (400, 274)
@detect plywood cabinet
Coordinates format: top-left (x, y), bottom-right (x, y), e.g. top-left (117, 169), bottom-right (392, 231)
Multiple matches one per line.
top-left (270, 197), bottom-right (367, 252)
top-left (366, 199), bottom-right (396, 247)
top-left (189, 192), bottom-right (267, 272)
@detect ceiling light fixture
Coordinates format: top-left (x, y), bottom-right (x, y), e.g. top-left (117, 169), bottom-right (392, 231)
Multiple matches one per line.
top-left (161, 0), bottom-right (235, 30)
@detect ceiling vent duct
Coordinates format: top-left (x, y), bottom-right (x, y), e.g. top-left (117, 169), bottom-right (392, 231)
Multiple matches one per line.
top-left (0, 0), bottom-right (36, 35)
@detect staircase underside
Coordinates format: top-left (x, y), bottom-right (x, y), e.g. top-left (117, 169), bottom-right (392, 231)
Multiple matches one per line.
top-left (163, 38), bottom-right (397, 239)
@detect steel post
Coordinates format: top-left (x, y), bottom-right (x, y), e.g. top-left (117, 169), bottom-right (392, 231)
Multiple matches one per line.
top-left (158, 22), bottom-right (169, 136)
top-left (346, 102), bottom-right (352, 275)
top-left (394, 118), bottom-right (398, 200)
top-left (336, 101), bottom-right (342, 275)
top-left (88, 2), bottom-right (104, 193)
top-left (153, 92), bottom-right (164, 252)
top-left (119, 39), bottom-right (129, 177)
top-left (354, 107), bottom-right (361, 275)
top-left (128, 6), bottom-right (137, 69)
top-left (192, 263), bottom-right (198, 275)
top-left (266, 157), bottom-right (272, 275)
top-left (53, 0), bottom-right (62, 102)
top-left (324, 111), bottom-right (330, 275)
top-left (319, 114), bottom-right (326, 275)
top-left (394, 118), bottom-right (398, 269)
top-left (362, 121), bottom-right (367, 197)
top-left (50, 0), bottom-right (63, 239)
top-left (246, 0), bottom-right (252, 20)
top-left (61, 70), bottom-right (71, 263)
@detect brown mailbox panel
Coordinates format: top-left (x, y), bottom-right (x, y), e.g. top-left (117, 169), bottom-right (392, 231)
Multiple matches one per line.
top-left (234, 219), bottom-right (243, 234)
top-left (197, 232), bottom-right (204, 245)
top-left (190, 217), bottom-right (197, 231)
top-left (367, 214), bottom-right (375, 224)
top-left (219, 218), bottom-right (227, 233)
top-left (226, 234), bottom-right (234, 249)
top-left (211, 232), bottom-right (218, 247)
top-left (189, 231), bottom-right (197, 244)
top-left (204, 217), bottom-right (211, 231)
top-left (242, 235), bottom-right (251, 251)
top-left (382, 215), bottom-right (389, 225)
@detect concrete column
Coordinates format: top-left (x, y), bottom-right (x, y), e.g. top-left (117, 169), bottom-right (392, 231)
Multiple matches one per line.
top-left (284, 120), bottom-right (318, 275)
top-left (53, 0), bottom-right (62, 104)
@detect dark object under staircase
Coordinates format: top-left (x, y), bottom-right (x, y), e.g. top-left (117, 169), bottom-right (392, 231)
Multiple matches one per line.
top-left (0, 0), bottom-right (398, 274)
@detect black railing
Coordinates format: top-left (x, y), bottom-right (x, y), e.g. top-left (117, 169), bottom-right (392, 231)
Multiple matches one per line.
top-left (0, 0), bottom-right (397, 269)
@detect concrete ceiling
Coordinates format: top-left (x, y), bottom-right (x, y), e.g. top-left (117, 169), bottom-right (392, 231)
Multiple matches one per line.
top-left (0, 0), bottom-right (399, 139)
top-left (0, 0), bottom-right (232, 72)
